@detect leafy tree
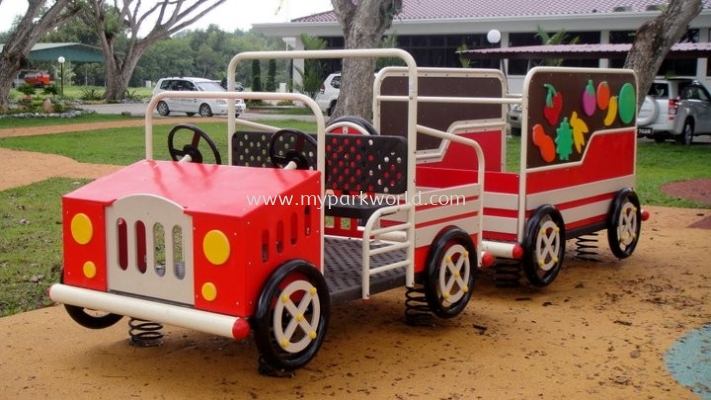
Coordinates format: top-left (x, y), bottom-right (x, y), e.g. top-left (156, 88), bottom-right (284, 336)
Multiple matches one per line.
top-left (0, 0), bottom-right (84, 111)
top-left (330, 0), bottom-right (402, 119)
top-left (625, 0), bottom-right (703, 106)
top-left (532, 25), bottom-right (580, 68)
top-left (266, 59), bottom-right (277, 92)
top-left (251, 59), bottom-right (262, 92)
top-left (294, 33), bottom-right (326, 99)
top-left (82, 0), bottom-right (227, 101)
top-left (376, 33), bottom-right (405, 71)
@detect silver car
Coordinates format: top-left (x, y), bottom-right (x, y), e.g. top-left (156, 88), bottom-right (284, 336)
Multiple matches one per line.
top-left (637, 78), bottom-right (711, 144)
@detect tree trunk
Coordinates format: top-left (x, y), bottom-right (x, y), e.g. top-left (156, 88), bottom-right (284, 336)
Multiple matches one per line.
top-left (624, 0), bottom-right (702, 107)
top-left (86, 0), bottom-right (226, 102)
top-left (330, 0), bottom-right (402, 120)
top-left (0, 0), bottom-right (81, 110)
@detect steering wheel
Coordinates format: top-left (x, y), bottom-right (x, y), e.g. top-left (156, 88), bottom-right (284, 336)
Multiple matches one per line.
top-left (269, 129), bottom-right (317, 170)
top-left (167, 124), bottom-right (221, 164)
top-left (268, 128), bottom-right (317, 170)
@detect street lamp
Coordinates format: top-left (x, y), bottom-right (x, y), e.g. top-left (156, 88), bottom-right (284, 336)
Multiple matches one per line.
top-left (57, 56), bottom-right (65, 97)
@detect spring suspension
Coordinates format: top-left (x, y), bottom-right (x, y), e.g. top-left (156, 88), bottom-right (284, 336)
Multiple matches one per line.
top-left (494, 260), bottom-right (522, 288)
top-left (128, 318), bottom-right (164, 347)
top-left (574, 234), bottom-right (600, 262)
top-left (403, 284), bottom-right (434, 327)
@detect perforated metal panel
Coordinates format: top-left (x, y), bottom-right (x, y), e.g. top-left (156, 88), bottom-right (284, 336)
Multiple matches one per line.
top-left (231, 131), bottom-right (408, 194)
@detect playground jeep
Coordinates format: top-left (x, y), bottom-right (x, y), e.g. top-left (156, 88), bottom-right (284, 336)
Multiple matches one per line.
top-left (49, 49), bottom-right (646, 375)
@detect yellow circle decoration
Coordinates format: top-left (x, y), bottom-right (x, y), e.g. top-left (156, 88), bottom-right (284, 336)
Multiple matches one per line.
top-left (71, 213), bottom-right (93, 245)
top-left (203, 230), bottom-right (230, 266)
top-left (201, 282), bottom-right (217, 301)
top-left (83, 261), bottom-right (97, 279)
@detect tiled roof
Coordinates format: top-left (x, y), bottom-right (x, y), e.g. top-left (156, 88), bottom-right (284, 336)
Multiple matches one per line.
top-left (462, 42), bottom-right (711, 59)
top-left (295, 0), bottom-right (710, 23)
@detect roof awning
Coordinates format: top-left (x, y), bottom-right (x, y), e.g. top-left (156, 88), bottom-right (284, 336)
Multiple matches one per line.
top-left (461, 42), bottom-right (711, 60)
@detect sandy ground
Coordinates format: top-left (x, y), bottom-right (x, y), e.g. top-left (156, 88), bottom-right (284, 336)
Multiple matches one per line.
top-left (0, 123), bottom-right (710, 399)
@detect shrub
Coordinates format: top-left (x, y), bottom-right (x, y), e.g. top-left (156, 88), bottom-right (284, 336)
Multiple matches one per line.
top-left (43, 85), bottom-right (59, 96)
top-left (17, 83), bottom-right (36, 97)
top-left (80, 88), bottom-right (104, 101)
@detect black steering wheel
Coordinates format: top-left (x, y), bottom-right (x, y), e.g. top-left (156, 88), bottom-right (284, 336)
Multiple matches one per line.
top-left (268, 128), bottom-right (317, 170)
top-left (167, 124), bottom-right (221, 164)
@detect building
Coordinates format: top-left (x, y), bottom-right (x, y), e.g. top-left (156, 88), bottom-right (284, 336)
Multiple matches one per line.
top-left (254, 0), bottom-right (711, 93)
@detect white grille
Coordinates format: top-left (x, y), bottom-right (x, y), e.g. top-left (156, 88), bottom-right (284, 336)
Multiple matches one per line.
top-left (106, 194), bottom-right (194, 305)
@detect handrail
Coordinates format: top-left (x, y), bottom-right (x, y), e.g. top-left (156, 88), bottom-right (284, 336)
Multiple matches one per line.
top-left (361, 203), bottom-right (415, 299)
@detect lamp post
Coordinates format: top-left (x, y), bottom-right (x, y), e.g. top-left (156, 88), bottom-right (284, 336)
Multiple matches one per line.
top-left (57, 56), bottom-right (65, 97)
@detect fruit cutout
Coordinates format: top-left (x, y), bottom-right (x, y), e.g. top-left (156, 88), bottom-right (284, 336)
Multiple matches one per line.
top-left (543, 83), bottom-right (563, 126)
top-left (582, 80), bottom-right (596, 116)
top-left (555, 117), bottom-right (574, 161)
top-left (618, 83), bottom-right (637, 124)
top-left (597, 81), bottom-right (610, 110)
top-left (604, 96), bottom-right (618, 126)
top-left (570, 111), bottom-right (589, 153)
top-left (532, 124), bottom-right (556, 162)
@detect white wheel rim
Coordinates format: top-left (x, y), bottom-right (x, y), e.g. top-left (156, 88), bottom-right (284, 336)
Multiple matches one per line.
top-left (438, 244), bottom-right (470, 304)
top-left (535, 218), bottom-right (561, 272)
top-left (616, 201), bottom-right (638, 247)
top-left (273, 280), bottom-right (321, 354)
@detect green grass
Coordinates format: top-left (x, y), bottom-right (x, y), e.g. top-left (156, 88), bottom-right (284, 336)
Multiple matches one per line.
top-left (0, 119), bottom-right (318, 165)
top-left (0, 178), bottom-right (90, 317)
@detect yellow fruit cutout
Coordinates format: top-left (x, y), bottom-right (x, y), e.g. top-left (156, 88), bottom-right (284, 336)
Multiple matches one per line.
top-left (570, 111), bottom-right (589, 153)
top-left (604, 96), bottom-right (618, 126)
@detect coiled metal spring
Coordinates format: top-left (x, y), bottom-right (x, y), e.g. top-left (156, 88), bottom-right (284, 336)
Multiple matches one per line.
top-left (574, 234), bottom-right (600, 262)
top-left (404, 283), bottom-right (433, 327)
top-left (128, 318), bottom-right (164, 347)
top-left (494, 261), bottom-right (522, 288)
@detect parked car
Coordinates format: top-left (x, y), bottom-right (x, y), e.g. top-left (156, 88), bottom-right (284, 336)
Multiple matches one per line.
top-left (24, 70), bottom-right (51, 87)
top-left (152, 77), bottom-right (246, 117)
top-left (11, 69), bottom-right (50, 88)
top-left (637, 78), bottom-right (711, 144)
top-left (507, 103), bottom-right (522, 136)
top-left (314, 72), bottom-right (341, 116)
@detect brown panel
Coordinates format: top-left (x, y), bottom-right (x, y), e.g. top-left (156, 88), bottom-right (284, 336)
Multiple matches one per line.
top-left (380, 75), bottom-right (504, 150)
top-left (524, 69), bottom-right (637, 168)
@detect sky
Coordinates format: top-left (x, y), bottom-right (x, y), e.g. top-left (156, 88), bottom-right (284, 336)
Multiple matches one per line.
top-left (0, 0), bottom-right (334, 34)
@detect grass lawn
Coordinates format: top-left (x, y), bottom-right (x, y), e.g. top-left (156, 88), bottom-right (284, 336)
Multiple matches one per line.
top-left (0, 117), bottom-right (709, 317)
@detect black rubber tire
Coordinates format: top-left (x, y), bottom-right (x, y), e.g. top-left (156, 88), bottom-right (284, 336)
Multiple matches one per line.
top-left (423, 227), bottom-right (477, 319)
top-left (253, 260), bottom-right (330, 372)
top-left (678, 120), bottom-right (694, 145)
top-left (522, 205), bottom-right (566, 287)
top-left (607, 188), bottom-right (642, 259)
top-left (64, 305), bottom-right (123, 329)
top-left (199, 103), bottom-right (213, 117)
top-left (157, 101), bottom-right (170, 117)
